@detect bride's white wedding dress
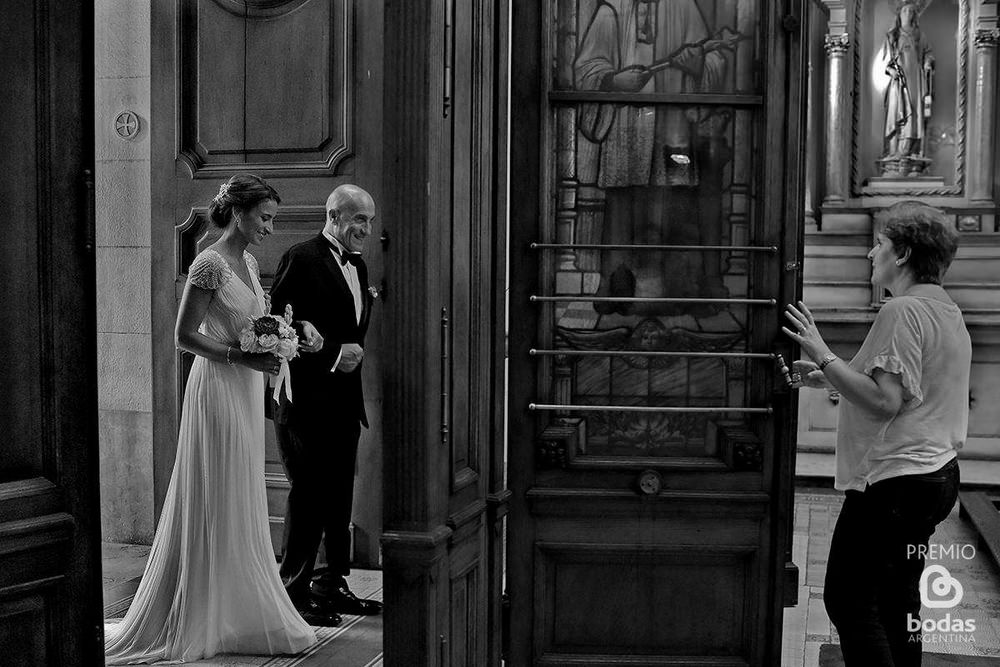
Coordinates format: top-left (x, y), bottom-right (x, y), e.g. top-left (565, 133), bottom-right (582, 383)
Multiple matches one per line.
top-left (105, 249), bottom-right (315, 664)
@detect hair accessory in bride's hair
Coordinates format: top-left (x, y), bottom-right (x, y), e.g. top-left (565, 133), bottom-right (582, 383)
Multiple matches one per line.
top-left (213, 181), bottom-right (232, 205)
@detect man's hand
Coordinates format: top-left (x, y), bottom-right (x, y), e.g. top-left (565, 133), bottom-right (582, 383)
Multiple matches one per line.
top-left (298, 321), bottom-right (325, 353)
top-left (337, 343), bottom-right (364, 372)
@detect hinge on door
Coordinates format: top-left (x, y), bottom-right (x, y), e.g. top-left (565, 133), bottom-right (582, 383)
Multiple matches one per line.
top-left (501, 590), bottom-right (511, 661)
top-left (443, 0), bottom-right (454, 117)
top-left (781, 0), bottom-right (801, 33)
top-left (440, 307), bottom-right (450, 445)
top-left (83, 168), bottom-right (95, 253)
top-left (784, 260), bottom-right (801, 272)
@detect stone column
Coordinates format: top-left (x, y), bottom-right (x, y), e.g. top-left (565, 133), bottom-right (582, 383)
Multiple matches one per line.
top-left (96, 0), bottom-right (154, 545)
top-left (822, 33), bottom-right (850, 206)
top-left (970, 29), bottom-right (1000, 203)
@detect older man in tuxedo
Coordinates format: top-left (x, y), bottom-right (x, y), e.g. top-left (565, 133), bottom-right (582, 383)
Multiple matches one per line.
top-left (269, 184), bottom-right (382, 627)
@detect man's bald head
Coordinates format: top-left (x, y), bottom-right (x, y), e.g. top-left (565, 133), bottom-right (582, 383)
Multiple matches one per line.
top-left (326, 184), bottom-right (375, 220)
top-left (324, 184), bottom-right (376, 254)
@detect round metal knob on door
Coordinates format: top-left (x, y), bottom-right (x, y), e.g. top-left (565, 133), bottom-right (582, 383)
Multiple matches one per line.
top-left (637, 469), bottom-right (662, 496)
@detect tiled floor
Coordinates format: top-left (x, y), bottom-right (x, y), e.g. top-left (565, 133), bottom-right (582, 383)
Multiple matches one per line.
top-left (782, 487), bottom-right (1000, 666)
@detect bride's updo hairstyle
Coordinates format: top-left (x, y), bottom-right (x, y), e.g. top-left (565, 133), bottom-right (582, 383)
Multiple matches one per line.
top-left (208, 173), bottom-right (281, 228)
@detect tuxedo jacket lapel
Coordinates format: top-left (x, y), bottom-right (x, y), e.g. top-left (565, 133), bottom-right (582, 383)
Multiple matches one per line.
top-left (314, 234), bottom-right (365, 328)
top-left (314, 236), bottom-right (355, 307)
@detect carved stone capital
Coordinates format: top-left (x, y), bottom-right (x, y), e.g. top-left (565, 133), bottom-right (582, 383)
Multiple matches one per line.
top-left (975, 28), bottom-right (1000, 48)
top-left (824, 33), bottom-right (850, 55)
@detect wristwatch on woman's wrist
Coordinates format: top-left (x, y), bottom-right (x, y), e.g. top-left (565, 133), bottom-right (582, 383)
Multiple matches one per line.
top-left (818, 352), bottom-right (839, 372)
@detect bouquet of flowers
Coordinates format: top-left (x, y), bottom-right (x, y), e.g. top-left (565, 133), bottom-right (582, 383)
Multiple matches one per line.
top-left (239, 304), bottom-right (299, 402)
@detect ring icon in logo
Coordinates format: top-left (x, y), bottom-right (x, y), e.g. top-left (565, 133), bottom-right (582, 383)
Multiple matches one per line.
top-left (919, 564), bottom-right (964, 608)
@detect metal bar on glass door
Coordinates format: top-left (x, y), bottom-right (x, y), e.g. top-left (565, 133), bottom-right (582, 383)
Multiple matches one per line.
top-left (529, 349), bottom-right (776, 360)
top-left (528, 404), bottom-right (773, 414)
top-left (548, 91), bottom-right (764, 106)
top-left (530, 243), bottom-right (778, 253)
top-left (529, 296), bottom-right (776, 306)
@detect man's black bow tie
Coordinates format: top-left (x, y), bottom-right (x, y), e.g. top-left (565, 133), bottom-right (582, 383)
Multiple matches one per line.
top-left (323, 236), bottom-right (361, 266)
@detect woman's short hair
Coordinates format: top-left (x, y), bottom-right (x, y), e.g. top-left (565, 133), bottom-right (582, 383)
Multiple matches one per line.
top-left (881, 201), bottom-right (959, 285)
top-left (207, 174), bottom-right (281, 228)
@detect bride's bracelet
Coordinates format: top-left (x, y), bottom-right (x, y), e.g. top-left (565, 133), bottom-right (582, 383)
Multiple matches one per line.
top-left (226, 346), bottom-right (236, 366)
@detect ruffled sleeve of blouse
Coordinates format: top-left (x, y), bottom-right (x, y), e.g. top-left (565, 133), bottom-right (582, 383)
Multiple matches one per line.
top-left (187, 250), bottom-right (230, 290)
top-left (862, 298), bottom-right (924, 407)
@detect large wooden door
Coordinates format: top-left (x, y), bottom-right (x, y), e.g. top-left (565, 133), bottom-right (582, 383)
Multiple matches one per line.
top-left (151, 0), bottom-right (385, 558)
top-left (508, 1), bottom-right (806, 664)
top-left (0, 1), bottom-right (103, 665)
top-left (380, 0), bottom-right (508, 664)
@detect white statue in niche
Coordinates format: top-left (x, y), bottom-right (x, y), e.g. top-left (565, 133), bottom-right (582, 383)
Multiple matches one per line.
top-left (877, 0), bottom-right (934, 177)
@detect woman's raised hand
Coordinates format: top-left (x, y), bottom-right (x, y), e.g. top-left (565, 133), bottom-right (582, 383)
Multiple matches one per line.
top-left (781, 300), bottom-right (832, 364)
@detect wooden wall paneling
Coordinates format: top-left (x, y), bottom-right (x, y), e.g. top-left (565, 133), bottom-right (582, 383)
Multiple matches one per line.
top-left (0, 597), bottom-right (49, 667)
top-left (381, 0), bottom-right (442, 659)
top-left (506, 0), bottom-right (544, 661)
top-left (486, 2), bottom-right (511, 665)
top-left (445, 0), bottom-right (497, 662)
top-left (177, 0), bottom-right (351, 178)
top-left (533, 544), bottom-right (754, 658)
top-left (450, 0), bottom-right (473, 486)
top-left (0, 0), bottom-right (101, 664)
top-left (448, 511), bottom-right (487, 665)
top-left (182, 1), bottom-right (246, 166)
top-left (382, 0), bottom-right (505, 662)
top-left (245, 2), bottom-right (330, 154)
top-left (0, 0), bottom-right (44, 480)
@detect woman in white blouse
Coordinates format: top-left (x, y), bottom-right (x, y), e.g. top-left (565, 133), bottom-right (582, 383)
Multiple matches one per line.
top-left (783, 201), bottom-right (971, 666)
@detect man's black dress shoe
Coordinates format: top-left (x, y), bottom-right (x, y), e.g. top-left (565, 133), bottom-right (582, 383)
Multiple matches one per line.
top-left (313, 583), bottom-right (383, 616)
top-left (294, 599), bottom-right (342, 627)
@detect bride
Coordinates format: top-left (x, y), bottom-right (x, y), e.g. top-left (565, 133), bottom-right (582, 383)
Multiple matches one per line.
top-left (105, 174), bottom-right (323, 663)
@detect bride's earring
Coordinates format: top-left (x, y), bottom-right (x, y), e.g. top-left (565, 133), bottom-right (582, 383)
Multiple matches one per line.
top-left (895, 259), bottom-right (903, 266)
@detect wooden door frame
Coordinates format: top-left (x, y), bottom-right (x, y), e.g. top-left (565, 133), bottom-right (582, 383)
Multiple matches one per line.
top-left (380, 0), bottom-right (510, 665)
top-left (0, 1), bottom-right (103, 664)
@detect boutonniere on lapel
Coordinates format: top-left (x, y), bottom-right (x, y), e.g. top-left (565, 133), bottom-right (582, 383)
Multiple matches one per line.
top-left (368, 286), bottom-right (380, 300)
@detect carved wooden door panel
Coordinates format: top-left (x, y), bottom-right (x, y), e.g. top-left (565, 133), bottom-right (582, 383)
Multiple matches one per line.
top-left (441, 1), bottom-right (507, 663)
top-left (151, 0), bottom-right (385, 556)
top-left (0, 1), bottom-right (103, 664)
top-left (507, 0), bottom-right (807, 664)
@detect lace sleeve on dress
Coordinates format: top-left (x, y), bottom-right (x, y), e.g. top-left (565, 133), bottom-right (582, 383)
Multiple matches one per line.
top-left (244, 251), bottom-right (259, 278)
top-left (187, 250), bottom-right (229, 290)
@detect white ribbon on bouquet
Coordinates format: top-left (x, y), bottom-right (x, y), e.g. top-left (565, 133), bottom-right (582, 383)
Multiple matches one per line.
top-left (270, 356), bottom-right (293, 403)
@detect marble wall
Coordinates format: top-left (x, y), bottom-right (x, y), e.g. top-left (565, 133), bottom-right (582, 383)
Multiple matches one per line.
top-left (95, 0), bottom-right (154, 544)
